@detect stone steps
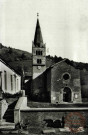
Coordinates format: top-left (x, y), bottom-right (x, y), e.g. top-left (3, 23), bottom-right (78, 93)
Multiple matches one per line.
top-left (0, 121), bottom-right (15, 130)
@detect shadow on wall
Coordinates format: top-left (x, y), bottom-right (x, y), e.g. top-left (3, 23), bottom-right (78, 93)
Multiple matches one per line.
top-left (31, 89), bottom-right (50, 102)
top-left (25, 72), bottom-right (50, 102)
top-left (24, 79), bottom-right (32, 96)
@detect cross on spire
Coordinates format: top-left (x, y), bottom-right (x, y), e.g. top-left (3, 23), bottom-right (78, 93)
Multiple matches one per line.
top-left (37, 13), bottom-right (39, 18)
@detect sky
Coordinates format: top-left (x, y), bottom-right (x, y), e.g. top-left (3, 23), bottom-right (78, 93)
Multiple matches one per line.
top-left (0, 0), bottom-right (88, 63)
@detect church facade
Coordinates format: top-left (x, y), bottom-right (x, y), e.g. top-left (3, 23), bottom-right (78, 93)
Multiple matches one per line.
top-left (47, 60), bottom-right (82, 104)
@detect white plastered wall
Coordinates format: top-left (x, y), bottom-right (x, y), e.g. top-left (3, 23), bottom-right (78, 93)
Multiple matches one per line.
top-left (0, 61), bottom-right (21, 94)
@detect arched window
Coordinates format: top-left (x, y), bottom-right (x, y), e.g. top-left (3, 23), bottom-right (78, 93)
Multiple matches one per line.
top-left (37, 59), bottom-right (42, 64)
top-left (36, 50), bottom-right (43, 55)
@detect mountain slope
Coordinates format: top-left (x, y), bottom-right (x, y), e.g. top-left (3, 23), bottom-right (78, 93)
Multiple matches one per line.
top-left (0, 43), bottom-right (88, 76)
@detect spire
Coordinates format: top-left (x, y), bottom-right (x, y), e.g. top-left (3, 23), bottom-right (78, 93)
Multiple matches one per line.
top-left (34, 14), bottom-right (43, 46)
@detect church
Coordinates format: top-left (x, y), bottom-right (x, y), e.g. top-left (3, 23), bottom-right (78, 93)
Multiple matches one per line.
top-left (28, 16), bottom-right (88, 104)
top-left (0, 15), bottom-right (88, 132)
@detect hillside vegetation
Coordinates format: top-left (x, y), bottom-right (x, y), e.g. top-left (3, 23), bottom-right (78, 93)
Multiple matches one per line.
top-left (0, 43), bottom-right (88, 76)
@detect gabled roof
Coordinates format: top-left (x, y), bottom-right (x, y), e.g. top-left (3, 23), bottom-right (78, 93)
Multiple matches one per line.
top-left (46, 58), bottom-right (80, 71)
top-left (0, 56), bottom-right (21, 76)
top-left (51, 59), bottom-right (67, 68)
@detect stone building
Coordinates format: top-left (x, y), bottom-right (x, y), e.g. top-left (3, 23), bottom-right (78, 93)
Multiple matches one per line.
top-left (32, 60), bottom-right (82, 103)
top-left (30, 17), bottom-right (88, 104)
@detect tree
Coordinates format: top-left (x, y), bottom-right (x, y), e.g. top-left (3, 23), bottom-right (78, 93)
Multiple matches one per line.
top-left (8, 47), bottom-right (13, 54)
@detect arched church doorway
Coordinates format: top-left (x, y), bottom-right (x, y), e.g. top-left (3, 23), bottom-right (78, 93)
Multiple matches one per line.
top-left (63, 87), bottom-right (71, 102)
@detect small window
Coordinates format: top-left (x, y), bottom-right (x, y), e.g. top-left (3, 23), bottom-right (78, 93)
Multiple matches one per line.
top-left (4, 71), bottom-right (7, 90)
top-left (17, 79), bottom-right (19, 90)
top-left (11, 75), bottom-right (13, 90)
top-left (36, 51), bottom-right (37, 55)
top-left (14, 75), bottom-right (16, 92)
top-left (41, 51), bottom-right (42, 55)
top-left (36, 51), bottom-right (42, 55)
top-left (74, 94), bottom-right (78, 99)
top-left (37, 59), bottom-right (42, 64)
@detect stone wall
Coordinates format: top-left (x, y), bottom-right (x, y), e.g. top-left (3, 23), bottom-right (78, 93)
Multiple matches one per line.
top-left (80, 70), bottom-right (88, 102)
top-left (14, 96), bottom-right (30, 124)
top-left (20, 110), bottom-right (88, 134)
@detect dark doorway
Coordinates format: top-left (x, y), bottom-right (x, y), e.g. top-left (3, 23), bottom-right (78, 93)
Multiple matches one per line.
top-left (63, 87), bottom-right (71, 102)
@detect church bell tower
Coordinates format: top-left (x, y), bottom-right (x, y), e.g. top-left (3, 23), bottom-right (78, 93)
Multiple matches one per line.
top-left (32, 15), bottom-right (46, 79)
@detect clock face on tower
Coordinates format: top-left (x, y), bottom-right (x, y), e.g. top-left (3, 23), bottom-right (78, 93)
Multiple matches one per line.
top-left (37, 66), bottom-right (41, 70)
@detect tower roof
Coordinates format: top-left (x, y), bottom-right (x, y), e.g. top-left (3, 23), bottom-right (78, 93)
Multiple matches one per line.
top-left (34, 18), bottom-right (43, 45)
